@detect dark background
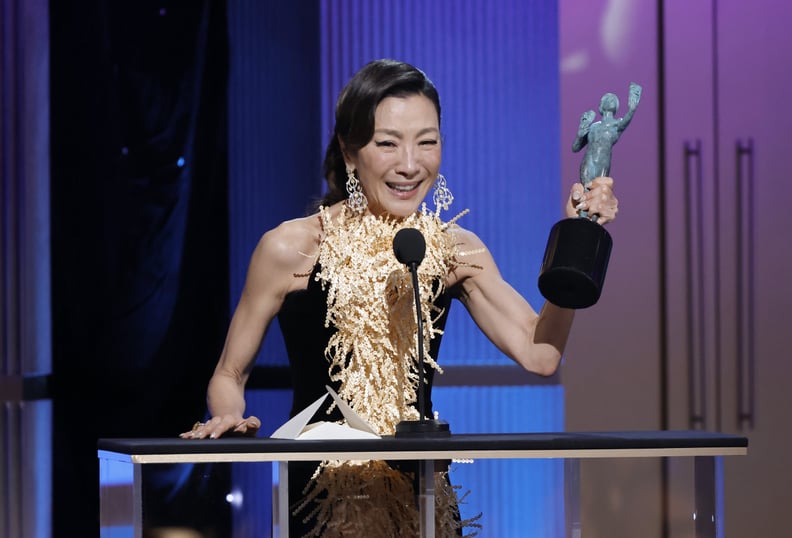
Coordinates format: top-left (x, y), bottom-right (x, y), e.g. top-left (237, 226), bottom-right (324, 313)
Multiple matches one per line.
top-left (50, 2), bottom-right (232, 535)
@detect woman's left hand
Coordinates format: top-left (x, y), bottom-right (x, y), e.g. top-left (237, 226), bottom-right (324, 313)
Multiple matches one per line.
top-left (565, 176), bottom-right (619, 224)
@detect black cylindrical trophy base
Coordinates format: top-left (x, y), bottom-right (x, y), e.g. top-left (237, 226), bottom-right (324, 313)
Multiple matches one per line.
top-left (538, 217), bottom-right (612, 309)
top-left (394, 419), bottom-right (451, 437)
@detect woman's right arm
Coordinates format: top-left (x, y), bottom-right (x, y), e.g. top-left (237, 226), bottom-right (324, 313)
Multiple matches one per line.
top-left (180, 219), bottom-right (315, 439)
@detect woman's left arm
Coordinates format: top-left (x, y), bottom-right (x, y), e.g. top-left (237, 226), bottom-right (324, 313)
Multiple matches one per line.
top-left (452, 233), bottom-right (574, 376)
top-left (452, 176), bottom-right (618, 375)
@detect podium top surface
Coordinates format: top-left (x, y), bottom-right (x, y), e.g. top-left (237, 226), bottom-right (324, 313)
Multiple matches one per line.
top-left (98, 430), bottom-right (748, 464)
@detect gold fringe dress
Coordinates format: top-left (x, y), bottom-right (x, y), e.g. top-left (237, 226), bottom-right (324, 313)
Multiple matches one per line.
top-left (276, 205), bottom-right (482, 537)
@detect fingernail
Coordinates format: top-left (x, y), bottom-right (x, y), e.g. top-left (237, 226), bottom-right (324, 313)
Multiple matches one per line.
top-left (575, 202), bottom-right (587, 210)
top-left (572, 191), bottom-right (581, 201)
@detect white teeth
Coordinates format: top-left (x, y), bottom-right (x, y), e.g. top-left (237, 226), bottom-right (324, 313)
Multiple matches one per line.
top-left (388, 183), bottom-right (418, 192)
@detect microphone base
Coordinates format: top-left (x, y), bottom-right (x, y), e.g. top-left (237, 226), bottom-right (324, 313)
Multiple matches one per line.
top-left (394, 419), bottom-right (451, 437)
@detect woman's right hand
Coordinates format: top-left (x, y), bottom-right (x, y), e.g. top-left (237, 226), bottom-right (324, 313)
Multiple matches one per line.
top-left (565, 177), bottom-right (618, 223)
top-left (179, 414), bottom-right (262, 440)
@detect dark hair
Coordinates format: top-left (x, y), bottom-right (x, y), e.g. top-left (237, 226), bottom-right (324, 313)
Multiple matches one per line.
top-left (316, 59), bottom-right (441, 208)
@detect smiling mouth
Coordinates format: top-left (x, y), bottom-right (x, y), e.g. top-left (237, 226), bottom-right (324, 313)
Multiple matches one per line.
top-left (386, 182), bottom-right (420, 192)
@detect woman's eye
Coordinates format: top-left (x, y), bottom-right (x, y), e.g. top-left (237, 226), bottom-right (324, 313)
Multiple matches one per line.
top-left (375, 140), bottom-right (396, 147)
top-left (420, 139), bottom-right (438, 146)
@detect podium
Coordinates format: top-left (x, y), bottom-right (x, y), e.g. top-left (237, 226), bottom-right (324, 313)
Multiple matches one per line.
top-left (98, 430), bottom-right (747, 538)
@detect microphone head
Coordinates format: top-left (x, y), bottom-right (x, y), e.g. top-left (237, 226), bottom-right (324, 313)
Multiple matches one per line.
top-left (393, 227), bottom-right (426, 266)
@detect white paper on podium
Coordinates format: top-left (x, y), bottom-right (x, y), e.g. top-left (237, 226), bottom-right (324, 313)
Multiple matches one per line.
top-left (270, 385), bottom-right (380, 440)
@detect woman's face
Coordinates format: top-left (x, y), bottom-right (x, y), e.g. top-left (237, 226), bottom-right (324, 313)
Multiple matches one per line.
top-left (346, 94), bottom-right (441, 218)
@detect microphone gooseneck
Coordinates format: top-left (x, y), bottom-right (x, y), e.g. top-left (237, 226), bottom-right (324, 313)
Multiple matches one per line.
top-left (392, 227), bottom-right (450, 437)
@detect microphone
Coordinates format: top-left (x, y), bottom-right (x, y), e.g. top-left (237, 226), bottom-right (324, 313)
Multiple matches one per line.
top-left (393, 227), bottom-right (426, 266)
top-left (392, 228), bottom-right (450, 437)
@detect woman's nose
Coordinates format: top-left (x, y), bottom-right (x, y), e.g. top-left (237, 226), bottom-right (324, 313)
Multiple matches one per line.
top-left (396, 147), bottom-right (418, 177)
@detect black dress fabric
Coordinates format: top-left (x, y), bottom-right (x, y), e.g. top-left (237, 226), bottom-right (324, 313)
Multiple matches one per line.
top-left (276, 263), bottom-right (452, 536)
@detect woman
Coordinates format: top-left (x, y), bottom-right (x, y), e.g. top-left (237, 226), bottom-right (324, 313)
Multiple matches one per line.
top-left (181, 58), bottom-right (618, 536)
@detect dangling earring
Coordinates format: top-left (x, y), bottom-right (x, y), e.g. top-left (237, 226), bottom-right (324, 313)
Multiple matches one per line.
top-left (432, 173), bottom-right (454, 211)
top-left (345, 167), bottom-right (368, 213)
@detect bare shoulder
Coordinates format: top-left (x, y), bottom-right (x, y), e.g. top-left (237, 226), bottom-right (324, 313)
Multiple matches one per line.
top-left (249, 212), bottom-right (322, 292)
top-left (262, 213), bottom-right (321, 255)
top-left (446, 223), bottom-right (497, 287)
top-left (449, 223), bottom-right (485, 251)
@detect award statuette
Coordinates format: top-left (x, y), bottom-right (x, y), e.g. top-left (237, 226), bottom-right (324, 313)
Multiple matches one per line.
top-left (538, 82), bottom-right (642, 309)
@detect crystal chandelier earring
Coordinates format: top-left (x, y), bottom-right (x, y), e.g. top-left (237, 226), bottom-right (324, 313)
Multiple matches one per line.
top-left (432, 173), bottom-right (454, 211)
top-left (345, 167), bottom-right (368, 213)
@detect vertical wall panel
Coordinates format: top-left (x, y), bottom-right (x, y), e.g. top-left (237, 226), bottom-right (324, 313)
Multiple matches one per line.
top-left (1, 0), bottom-right (51, 376)
top-left (227, 1), bottom-right (321, 365)
top-left (1, 0), bottom-right (52, 536)
top-left (559, 0), bottom-right (663, 535)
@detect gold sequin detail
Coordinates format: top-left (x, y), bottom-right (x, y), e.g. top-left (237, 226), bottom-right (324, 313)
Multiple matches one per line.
top-left (315, 204), bottom-right (471, 434)
top-left (294, 204), bottom-right (484, 537)
top-left (295, 460), bottom-right (482, 537)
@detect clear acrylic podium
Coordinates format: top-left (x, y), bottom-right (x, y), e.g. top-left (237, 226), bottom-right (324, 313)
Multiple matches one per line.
top-left (98, 430), bottom-right (747, 538)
